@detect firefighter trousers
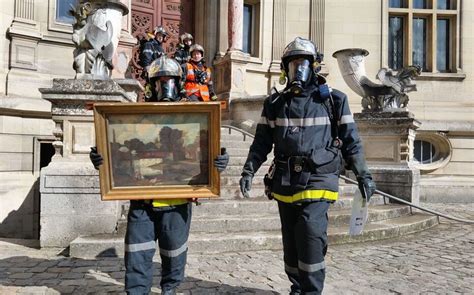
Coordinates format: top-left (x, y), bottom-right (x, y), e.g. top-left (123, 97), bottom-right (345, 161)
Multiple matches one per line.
top-left (124, 201), bottom-right (192, 294)
top-left (278, 200), bottom-right (330, 295)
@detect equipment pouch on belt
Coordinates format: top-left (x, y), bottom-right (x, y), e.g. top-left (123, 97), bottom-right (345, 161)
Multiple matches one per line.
top-left (309, 147), bottom-right (342, 174)
top-left (277, 156), bottom-right (311, 190)
top-left (263, 161), bottom-right (275, 200)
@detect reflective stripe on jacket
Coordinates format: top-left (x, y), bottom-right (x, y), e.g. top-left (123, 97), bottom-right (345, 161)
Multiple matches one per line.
top-left (244, 84), bottom-right (365, 203)
top-left (140, 39), bottom-right (164, 68)
top-left (184, 62), bottom-right (211, 101)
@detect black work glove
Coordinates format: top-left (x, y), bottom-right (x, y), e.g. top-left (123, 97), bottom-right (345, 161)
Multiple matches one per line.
top-left (214, 148), bottom-right (229, 172)
top-left (89, 147), bottom-right (103, 170)
top-left (239, 161), bottom-right (255, 198)
top-left (358, 178), bottom-right (376, 201)
top-left (239, 174), bottom-right (253, 198)
top-left (348, 154), bottom-right (376, 201)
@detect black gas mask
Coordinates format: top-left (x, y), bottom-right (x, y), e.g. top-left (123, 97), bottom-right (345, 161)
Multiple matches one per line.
top-left (286, 58), bottom-right (312, 95)
top-left (155, 77), bottom-right (179, 102)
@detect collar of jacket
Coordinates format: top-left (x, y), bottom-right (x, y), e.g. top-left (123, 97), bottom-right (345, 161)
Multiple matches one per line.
top-left (190, 60), bottom-right (205, 67)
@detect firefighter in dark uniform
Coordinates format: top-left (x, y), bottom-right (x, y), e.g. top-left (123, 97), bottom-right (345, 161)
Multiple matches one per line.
top-left (239, 37), bottom-right (376, 294)
top-left (140, 26), bottom-right (168, 101)
top-left (173, 32), bottom-right (193, 65)
top-left (140, 26), bottom-right (168, 70)
top-left (90, 56), bottom-right (229, 295)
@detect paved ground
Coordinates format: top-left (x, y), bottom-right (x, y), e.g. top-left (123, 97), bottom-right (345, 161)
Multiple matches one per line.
top-left (0, 203), bottom-right (472, 294)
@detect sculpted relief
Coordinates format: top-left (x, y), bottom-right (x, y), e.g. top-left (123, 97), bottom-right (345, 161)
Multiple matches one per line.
top-left (70, 0), bottom-right (129, 79)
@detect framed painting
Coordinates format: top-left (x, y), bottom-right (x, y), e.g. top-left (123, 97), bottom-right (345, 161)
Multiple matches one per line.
top-left (93, 102), bottom-right (221, 200)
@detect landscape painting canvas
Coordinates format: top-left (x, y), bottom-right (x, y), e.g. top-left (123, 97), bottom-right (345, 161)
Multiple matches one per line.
top-left (108, 113), bottom-right (209, 187)
top-left (93, 102), bottom-right (221, 200)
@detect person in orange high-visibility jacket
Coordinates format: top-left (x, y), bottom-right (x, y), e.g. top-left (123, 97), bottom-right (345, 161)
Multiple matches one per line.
top-left (183, 44), bottom-right (218, 101)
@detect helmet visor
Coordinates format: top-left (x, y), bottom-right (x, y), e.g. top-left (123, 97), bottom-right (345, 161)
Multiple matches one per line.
top-left (156, 78), bottom-right (178, 101)
top-left (287, 58), bottom-right (311, 83)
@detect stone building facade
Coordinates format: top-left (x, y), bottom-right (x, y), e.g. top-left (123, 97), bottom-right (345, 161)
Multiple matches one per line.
top-left (0, 0), bottom-right (473, 239)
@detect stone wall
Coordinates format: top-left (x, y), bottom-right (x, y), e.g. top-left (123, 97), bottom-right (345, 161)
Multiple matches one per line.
top-left (0, 0), bottom-right (135, 240)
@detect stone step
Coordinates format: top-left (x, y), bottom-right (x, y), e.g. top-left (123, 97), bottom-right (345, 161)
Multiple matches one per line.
top-left (328, 213), bottom-right (439, 244)
top-left (220, 165), bottom-right (271, 177)
top-left (70, 213), bottom-right (438, 258)
top-left (220, 134), bottom-right (254, 142)
top-left (218, 186), bottom-right (266, 199)
top-left (119, 194), bottom-right (385, 217)
top-left (116, 196), bottom-right (388, 235)
top-left (226, 156), bottom-right (266, 166)
top-left (218, 141), bottom-right (254, 149)
top-left (219, 147), bottom-right (254, 156)
top-left (190, 204), bottom-right (410, 233)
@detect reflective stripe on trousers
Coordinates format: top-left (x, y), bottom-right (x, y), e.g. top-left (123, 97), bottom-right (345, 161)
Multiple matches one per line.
top-left (278, 200), bottom-right (330, 295)
top-left (124, 201), bottom-right (192, 294)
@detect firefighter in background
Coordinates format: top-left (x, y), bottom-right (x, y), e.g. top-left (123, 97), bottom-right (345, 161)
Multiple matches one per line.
top-left (173, 33), bottom-right (194, 65)
top-left (183, 44), bottom-right (218, 101)
top-left (239, 37), bottom-right (376, 294)
top-left (90, 56), bottom-right (230, 295)
top-left (140, 26), bottom-right (169, 101)
top-left (140, 26), bottom-right (168, 70)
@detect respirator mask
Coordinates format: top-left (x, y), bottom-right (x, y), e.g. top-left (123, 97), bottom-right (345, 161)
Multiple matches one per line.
top-left (286, 58), bottom-right (311, 95)
top-left (156, 78), bottom-right (179, 102)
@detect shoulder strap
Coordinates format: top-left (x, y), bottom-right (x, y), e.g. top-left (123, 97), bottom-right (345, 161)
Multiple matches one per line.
top-left (264, 87), bottom-right (286, 118)
top-left (318, 84), bottom-right (341, 147)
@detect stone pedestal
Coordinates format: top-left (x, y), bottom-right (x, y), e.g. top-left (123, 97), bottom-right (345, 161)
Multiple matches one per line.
top-left (354, 111), bottom-right (421, 205)
top-left (38, 79), bottom-right (136, 247)
top-left (213, 51), bottom-right (250, 121)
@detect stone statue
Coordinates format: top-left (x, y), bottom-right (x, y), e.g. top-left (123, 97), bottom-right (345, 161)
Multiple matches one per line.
top-left (332, 48), bottom-right (421, 112)
top-left (69, 0), bottom-right (129, 79)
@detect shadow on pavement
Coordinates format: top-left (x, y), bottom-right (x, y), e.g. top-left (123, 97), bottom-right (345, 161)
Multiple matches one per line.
top-left (0, 249), bottom-right (279, 294)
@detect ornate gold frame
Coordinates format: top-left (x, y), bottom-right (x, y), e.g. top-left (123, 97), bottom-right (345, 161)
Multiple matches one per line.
top-left (93, 102), bottom-right (221, 200)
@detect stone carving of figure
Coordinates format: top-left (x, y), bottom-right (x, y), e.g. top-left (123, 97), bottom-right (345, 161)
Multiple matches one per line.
top-left (332, 48), bottom-right (421, 112)
top-left (69, 0), bottom-right (128, 79)
top-left (374, 65), bottom-right (421, 109)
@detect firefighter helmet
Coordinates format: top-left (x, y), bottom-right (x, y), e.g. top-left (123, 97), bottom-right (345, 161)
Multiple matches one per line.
top-left (148, 56), bottom-right (182, 79)
top-left (281, 37), bottom-right (318, 69)
top-left (189, 44), bottom-right (205, 55)
top-left (154, 26), bottom-right (169, 37)
top-left (180, 33), bottom-right (194, 44)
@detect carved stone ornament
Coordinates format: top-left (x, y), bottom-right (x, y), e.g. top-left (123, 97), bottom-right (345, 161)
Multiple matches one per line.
top-left (70, 0), bottom-right (129, 80)
top-left (332, 48), bottom-right (421, 112)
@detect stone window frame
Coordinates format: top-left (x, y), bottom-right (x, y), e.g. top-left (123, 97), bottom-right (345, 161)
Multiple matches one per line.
top-left (243, 0), bottom-right (261, 58)
top-left (47, 0), bottom-right (76, 34)
top-left (411, 131), bottom-right (452, 173)
top-left (382, 0), bottom-right (465, 81)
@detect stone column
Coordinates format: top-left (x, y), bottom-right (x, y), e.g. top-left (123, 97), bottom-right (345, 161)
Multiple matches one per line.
top-left (216, 0), bottom-right (229, 58)
top-left (113, 0), bottom-right (137, 79)
top-left (270, 0), bottom-right (287, 70)
top-left (227, 0), bottom-right (244, 52)
top-left (7, 0), bottom-right (42, 72)
top-left (15, 0), bottom-right (34, 19)
top-left (309, 0), bottom-right (328, 75)
top-left (268, 0), bottom-right (287, 90)
top-left (309, 0), bottom-right (324, 55)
